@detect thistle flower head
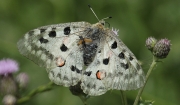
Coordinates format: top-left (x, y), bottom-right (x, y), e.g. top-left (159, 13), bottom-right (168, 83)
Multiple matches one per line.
top-left (145, 37), bottom-right (157, 51)
top-left (0, 59), bottom-right (19, 75)
top-left (153, 38), bottom-right (171, 59)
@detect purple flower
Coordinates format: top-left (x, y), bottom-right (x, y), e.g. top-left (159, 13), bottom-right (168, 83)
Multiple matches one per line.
top-left (0, 59), bottom-right (19, 75)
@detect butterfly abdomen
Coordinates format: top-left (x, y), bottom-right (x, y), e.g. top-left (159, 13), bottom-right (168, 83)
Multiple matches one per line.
top-left (81, 26), bottom-right (103, 66)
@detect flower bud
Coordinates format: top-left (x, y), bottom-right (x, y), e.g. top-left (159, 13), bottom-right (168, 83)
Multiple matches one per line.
top-left (16, 72), bottom-right (29, 89)
top-left (145, 37), bottom-right (157, 51)
top-left (2, 94), bottom-right (16, 105)
top-left (153, 38), bottom-right (171, 59)
top-left (0, 75), bottom-right (17, 95)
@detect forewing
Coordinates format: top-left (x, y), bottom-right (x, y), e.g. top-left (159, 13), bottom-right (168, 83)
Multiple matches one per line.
top-left (17, 22), bottom-right (91, 86)
top-left (81, 29), bottom-right (145, 96)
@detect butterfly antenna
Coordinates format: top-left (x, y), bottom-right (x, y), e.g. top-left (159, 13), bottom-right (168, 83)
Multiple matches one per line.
top-left (88, 5), bottom-right (100, 21)
top-left (103, 16), bottom-right (112, 20)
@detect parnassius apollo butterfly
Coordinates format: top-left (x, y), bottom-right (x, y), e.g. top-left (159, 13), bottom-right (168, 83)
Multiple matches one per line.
top-left (17, 7), bottom-right (145, 96)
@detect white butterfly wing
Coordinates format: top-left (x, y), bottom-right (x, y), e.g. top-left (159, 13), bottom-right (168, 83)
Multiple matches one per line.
top-left (17, 22), bottom-right (92, 86)
top-left (81, 29), bottom-right (145, 96)
top-left (17, 20), bottom-right (145, 95)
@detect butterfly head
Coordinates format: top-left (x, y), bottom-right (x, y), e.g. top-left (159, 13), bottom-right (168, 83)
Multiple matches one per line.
top-left (93, 17), bottom-right (112, 30)
top-left (93, 20), bottom-right (106, 29)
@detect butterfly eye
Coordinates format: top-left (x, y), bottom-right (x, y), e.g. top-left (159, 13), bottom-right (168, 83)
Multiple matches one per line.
top-left (101, 23), bottom-right (105, 25)
top-left (64, 27), bottom-right (71, 35)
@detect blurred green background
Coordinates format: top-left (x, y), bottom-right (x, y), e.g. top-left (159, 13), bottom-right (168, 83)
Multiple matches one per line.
top-left (0, 0), bottom-right (180, 105)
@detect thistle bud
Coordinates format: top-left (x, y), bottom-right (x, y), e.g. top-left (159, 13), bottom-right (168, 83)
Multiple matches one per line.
top-left (2, 94), bottom-right (16, 105)
top-left (145, 37), bottom-right (157, 51)
top-left (16, 73), bottom-right (29, 89)
top-left (0, 75), bottom-right (17, 95)
top-left (153, 38), bottom-right (171, 59)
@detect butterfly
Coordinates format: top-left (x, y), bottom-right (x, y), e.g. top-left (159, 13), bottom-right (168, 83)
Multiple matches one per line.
top-left (17, 7), bottom-right (145, 96)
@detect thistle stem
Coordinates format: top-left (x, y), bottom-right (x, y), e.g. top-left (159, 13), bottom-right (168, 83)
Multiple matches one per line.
top-left (133, 56), bottom-right (158, 105)
top-left (17, 82), bottom-right (54, 104)
top-left (120, 90), bottom-right (127, 105)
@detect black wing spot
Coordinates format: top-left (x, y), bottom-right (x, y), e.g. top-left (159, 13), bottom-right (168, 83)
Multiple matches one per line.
top-left (121, 63), bottom-right (129, 69)
top-left (64, 27), bottom-right (71, 35)
top-left (103, 58), bottom-right (109, 65)
top-left (52, 27), bottom-right (56, 30)
top-left (28, 30), bottom-right (34, 36)
top-left (40, 29), bottom-right (46, 33)
top-left (84, 71), bottom-right (92, 76)
top-left (50, 71), bottom-right (55, 77)
top-left (49, 31), bottom-right (56, 37)
top-left (60, 44), bottom-right (68, 52)
top-left (57, 73), bottom-right (61, 78)
top-left (63, 76), bottom-right (69, 81)
top-left (129, 56), bottom-right (134, 61)
top-left (39, 37), bottom-right (48, 43)
top-left (76, 69), bottom-right (81, 73)
top-left (71, 65), bottom-right (75, 71)
top-left (136, 63), bottom-right (141, 71)
top-left (70, 65), bottom-right (82, 74)
top-left (118, 52), bottom-right (125, 59)
top-left (111, 41), bottom-right (117, 49)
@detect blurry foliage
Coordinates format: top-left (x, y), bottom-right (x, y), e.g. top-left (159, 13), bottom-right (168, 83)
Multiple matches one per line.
top-left (0, 0), bottom-right (179, 105)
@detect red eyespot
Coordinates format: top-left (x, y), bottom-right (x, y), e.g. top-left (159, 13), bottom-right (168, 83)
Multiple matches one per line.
top-left (56, 57), bottom-right (65, 67)
top-left (96, 70), bottom-right (106, 80)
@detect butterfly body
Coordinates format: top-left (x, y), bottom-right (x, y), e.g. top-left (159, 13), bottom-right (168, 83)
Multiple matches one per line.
top-left (17, 21), bottom-right (145, 96)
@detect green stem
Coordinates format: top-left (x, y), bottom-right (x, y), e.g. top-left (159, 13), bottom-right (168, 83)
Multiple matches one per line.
top-left (17, 82), bottom-right (54, 104)
top-left (79, 95), bottom-right (87, 105)
top-left (120, 90), bottom-right (127, 105)
top-left (133, 56), bottom-right (158, 105)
